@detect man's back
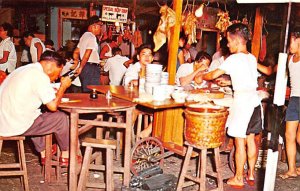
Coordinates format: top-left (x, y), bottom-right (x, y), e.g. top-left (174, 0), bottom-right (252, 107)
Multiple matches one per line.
top-left (104, 54), bottom-right (129, 85)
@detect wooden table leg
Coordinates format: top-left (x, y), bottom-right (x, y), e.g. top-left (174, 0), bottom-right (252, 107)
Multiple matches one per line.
top-left (69, 112), bottom-right (79, 191)
top-left (123, 107), bottom-right (133, 186)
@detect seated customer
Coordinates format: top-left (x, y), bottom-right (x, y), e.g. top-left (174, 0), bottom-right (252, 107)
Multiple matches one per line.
top-left (0, 51), bottom-right (72, 166)
top-left (123, 44), bottom-right (154, 86)
top-left (176, 51), bottom-right (212, 88)
top-left (104, 47), bottom-right (129, 85)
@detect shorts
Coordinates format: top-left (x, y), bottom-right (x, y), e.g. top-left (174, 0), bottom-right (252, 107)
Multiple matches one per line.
top-left (285, 96), bottom-right (300, 121)
top-left (246, 105), bottom-right (263, 135)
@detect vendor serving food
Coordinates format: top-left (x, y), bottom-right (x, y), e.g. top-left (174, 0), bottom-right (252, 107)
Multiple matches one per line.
top-left (201, 23), bottom-right (263, 189)
top-left (175, 51), bottom-right (211, 88)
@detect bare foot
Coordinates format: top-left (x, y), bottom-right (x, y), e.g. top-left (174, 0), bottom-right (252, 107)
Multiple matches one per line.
top-left (279, 172), bottom-right (298, 180)
top-left (226, 176), bottom-right (244, 188)
top-left (296, 167), bottom-right (300, 175)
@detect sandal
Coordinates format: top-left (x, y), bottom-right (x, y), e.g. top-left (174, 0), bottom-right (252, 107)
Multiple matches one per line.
top-left (40, 144), bottom-right (58, 165)
top-left (59, 155), bottom-right (82, 167)
top-left (245, 176), bottom-right (255, 186)
top-left (224, 178), bottom-right (244, 189)
top-left (278, 173), bottom-right (297, 180)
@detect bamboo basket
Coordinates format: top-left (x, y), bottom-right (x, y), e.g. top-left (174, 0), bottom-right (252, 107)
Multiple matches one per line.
top-left (184, 107), bottom-right (228, 149)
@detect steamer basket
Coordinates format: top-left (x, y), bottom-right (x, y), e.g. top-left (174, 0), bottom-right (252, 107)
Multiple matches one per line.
top-left (184, 108), bottom-right (228, 149)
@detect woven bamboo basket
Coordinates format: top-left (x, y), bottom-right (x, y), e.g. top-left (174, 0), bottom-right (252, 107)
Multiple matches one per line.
top-left (184, 107), bottom-right (229, 149)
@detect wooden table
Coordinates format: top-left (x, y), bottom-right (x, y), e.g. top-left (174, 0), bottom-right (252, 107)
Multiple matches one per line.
top-left (88, 85), bottom-right (187, 155)
top-left (45, 93), bottom-right (136, 190)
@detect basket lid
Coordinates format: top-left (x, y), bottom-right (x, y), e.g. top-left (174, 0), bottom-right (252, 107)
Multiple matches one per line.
top-left (185, 102), bottom-right (227, 113)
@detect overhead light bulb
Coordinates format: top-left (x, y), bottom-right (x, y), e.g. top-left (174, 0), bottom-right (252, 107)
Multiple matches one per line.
top-left (195, 4), bottom-right (204, 17)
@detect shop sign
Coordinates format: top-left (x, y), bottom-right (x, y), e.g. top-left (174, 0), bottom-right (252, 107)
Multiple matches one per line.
top-left (60, 8), bottom-right (88, 20)
top-left (101, 5), bottom-right (128, 23)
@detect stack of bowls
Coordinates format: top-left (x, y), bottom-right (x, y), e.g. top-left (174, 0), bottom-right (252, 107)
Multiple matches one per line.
top-left (145, 64), bottom-right (162, 94)
top-left (161, 72), bottom-right (169, 85)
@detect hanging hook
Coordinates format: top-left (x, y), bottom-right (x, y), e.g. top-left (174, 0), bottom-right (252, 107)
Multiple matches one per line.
top-left (183, 0), bottom-right (189, 13)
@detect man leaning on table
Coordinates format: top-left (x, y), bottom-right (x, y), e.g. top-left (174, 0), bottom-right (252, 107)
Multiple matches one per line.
top-left (0, 51), bottom-right (73, 166)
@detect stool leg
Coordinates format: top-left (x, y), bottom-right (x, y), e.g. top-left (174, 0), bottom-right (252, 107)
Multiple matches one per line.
top-left (144, 115), bottom-right (149, 129)
top-left (0, 140), bottom-right (3, 154)
top-left (116, 117), bottom-right (123, 161)
top-left (200, 149), bottom-right (207, 191)
top-left (56, 146), bottom-right (61, 181)
top-left (214, 147), bottom-right (223, 191)
top-left (19, 140), bottom-right (29, 191)
top-left (78, 146), bottom-right (93, 191)
top-left (95, 127), bottom-right (103, 165)
top-left (106, 148), bottom-right (114, 191)
top-left (105, 117), bottom-right (113, 139)
top-left (136, 114), bottom-right (143, 142)
top-left (177, 145), bottom-right (193, 191)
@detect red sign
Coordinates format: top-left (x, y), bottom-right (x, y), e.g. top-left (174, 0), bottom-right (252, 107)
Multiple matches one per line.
top-left (60, 8), bottom-right (87, 20)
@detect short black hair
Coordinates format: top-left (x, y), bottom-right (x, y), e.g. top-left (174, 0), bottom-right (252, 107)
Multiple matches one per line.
top-left (23, 31), bottom-right (35, 38)
top-left (87, 15), bottom-right (101, 26)
top-left (44, 39), bottom-right (54, 46)
top-left (1, 23), bottom-right (13, 37)
top-left (195, 51), bottom-right (212, 63)
top-left (219, 37), bottom-right (230, 56)
top-left (40, 51), bottom-right (66, 67)
top-left (137, 44), bottom-right (153, 55)
top-left (112, 47), bottom-right (122, 56)
top-left (227, 23), bottom-right (251, 42)
top-left (291, 27), bottom-right (300, 39)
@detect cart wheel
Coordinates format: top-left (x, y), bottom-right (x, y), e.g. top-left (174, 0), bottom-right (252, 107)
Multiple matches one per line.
top-left (130, 137), bottom-right (164, 175)
top-left (229, 146), bottom-right (248, 174)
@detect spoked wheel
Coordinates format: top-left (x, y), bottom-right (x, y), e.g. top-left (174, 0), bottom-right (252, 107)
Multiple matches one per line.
top-left (130, 137), bottom-right (164, 176)
top-left (229, 146), bottom-right (248, 174)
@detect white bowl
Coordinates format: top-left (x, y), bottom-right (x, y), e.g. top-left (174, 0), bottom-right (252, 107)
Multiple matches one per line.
top-left (171, 91), bottom-right (188, 103)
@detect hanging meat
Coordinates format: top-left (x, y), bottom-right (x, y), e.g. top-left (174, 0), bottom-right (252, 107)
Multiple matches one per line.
top-left (153, 5), bottom-right (176, 52)
top-left (215, 11), bottom-right (232, 33)
top-left (132, 29), bottom-right (143, 48)
top-left (183, 12), bottom-right (197, 44)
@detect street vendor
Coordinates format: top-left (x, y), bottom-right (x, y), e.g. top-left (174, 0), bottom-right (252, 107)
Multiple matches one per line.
top-left (279, 30), bottom-right (300, 180)
top-left (202, 23), bottom-right (263, 188)
top-left (175, 51), bottom-right (211, 89)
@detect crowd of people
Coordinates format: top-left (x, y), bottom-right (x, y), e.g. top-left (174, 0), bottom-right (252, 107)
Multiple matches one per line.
top-left (0, 15), bottom-right (299, 189)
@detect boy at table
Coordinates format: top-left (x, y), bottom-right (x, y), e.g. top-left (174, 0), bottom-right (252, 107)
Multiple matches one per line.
top-left (279, 30), bottom-right (300, 179)
top-left (123, 44), bottom-right (154, 86)
top-left (0, 51), bottom-right (73, 166)
top-left (202, 23), bottom-right (263, 188)
top-left (175, 51), bottom-right (211, 88)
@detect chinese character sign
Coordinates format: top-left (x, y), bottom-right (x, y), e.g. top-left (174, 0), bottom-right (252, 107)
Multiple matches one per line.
top-left (60, 8), bottom-right (87, 20)
top-left (102, 5), bottom-right (128, 23)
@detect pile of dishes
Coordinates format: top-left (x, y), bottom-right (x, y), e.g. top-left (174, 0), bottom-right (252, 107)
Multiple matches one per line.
top-left (145, 64), bottom-right (162, 94)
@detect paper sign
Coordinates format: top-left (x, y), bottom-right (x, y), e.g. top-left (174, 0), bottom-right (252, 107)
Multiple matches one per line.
top-left (101, 5), bottom-right (128, 23)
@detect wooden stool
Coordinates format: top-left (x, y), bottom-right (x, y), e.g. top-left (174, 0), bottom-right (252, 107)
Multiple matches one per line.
top-left (0, 136), bottom-right (29, 191)
top-left (78, 137), bottom-right (117, 191)
top-left (177, 142), bottom-right (223, 191)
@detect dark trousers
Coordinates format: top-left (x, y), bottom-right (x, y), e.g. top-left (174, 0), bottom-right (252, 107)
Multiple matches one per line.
top-left (79, 63), bottom-right (100, 93)
top-left (22, 111), bottom-right (69, 152)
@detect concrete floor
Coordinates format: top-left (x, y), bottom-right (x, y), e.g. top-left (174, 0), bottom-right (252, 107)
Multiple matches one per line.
top-left (0, 139), bottom-right (299, 191)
